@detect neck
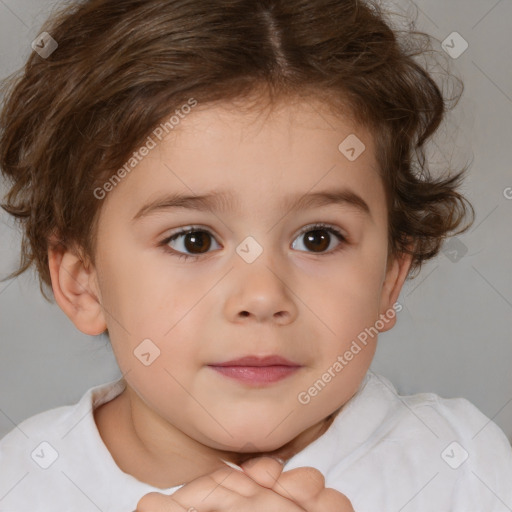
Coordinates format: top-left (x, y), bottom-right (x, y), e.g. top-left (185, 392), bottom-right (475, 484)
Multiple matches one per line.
top-left (95, 381), bottom-right (341, 489)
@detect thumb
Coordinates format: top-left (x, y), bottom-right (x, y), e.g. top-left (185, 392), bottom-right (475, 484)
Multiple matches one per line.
top-left (310, 488), bottom-right (355, 512)
top-left (136, 491), bottom-right (188, 511)
top-left (239, 456), bottom-right (285, 489)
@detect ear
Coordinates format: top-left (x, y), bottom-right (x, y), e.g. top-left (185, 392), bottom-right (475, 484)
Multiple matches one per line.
top-left (377, 248), bottom-right (413, 333)
top-left (48, 239), bottom-right (107, 336)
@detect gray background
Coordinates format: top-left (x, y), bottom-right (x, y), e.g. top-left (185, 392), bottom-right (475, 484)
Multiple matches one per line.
top-left (0, 0), bottom-right (511, 444)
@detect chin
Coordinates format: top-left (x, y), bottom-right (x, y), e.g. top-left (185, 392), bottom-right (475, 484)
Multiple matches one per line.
top-left (205, 431), bottom-right (292, 455)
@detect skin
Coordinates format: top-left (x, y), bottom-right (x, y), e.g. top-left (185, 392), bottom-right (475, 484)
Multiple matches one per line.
top-left (48, 95), bottom-right (412, 492)
top-left (137, 457), bottom-right (356, 511)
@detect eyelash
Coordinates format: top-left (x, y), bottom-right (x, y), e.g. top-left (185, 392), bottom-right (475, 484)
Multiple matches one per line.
top-left (159, 223), bottom-right (347, 262)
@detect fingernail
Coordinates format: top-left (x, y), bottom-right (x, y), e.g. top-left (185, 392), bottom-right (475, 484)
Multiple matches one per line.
top-left (219, 458), bottom-right (244, 472)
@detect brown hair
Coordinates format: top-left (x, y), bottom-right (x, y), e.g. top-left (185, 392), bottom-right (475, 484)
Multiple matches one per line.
top-left (0, 0), bottom-right (474, 302)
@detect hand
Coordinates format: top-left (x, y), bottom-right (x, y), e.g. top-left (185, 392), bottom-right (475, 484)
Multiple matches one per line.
top-left (135, 456), bottom-right (354, 511)
top-left (241, 456), bottom-right (355, 512)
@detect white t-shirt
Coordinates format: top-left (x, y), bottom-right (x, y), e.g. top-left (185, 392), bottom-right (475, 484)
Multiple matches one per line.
top-left (1, 370), bottom-right (511, 511)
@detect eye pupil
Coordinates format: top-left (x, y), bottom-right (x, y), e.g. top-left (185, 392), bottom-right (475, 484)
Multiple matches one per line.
top-left (185, 231), bottom-right (211, 253)
top-left (304, 229), bottom-right (330, 252)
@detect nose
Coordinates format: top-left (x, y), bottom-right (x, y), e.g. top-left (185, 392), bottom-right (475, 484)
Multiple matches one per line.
top-left (223, 250), bottom-right (298, 325)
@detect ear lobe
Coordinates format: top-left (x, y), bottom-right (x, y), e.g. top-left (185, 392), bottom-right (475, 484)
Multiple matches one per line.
top-left (48, 243), bottom-right (107, 336)
top-left (377, 250), bottom-right (413, 333)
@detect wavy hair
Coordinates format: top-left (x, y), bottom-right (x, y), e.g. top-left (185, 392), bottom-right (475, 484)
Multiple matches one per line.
top-left (0, 0), bottom-right (474, 301)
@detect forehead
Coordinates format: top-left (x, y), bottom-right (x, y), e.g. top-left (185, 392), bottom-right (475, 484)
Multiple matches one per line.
top-left (101, 98), bottom-right (387, 223)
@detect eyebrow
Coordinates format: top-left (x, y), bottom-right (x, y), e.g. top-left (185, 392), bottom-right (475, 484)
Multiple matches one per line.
top-left (132, 188), bottom-right (371, 221)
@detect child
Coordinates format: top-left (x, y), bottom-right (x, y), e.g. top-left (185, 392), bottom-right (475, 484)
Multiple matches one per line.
top-left (0, 0), bottom-right (511, 510)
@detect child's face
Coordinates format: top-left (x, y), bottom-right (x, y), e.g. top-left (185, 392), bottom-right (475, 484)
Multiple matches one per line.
top-left (58, 98), bottom-right (411, 455)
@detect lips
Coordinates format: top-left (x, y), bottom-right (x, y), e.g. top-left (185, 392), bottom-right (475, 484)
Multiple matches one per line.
top-left (207, 355), bottom-right (302, 385)
top-left (209, 355), bottom-right (300, 367)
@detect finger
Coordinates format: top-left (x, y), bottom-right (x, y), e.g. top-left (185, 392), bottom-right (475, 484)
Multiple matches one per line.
top-left (271, 467), bottom-right (326, 504)
top-left (239, 456), bottom-right (285, 489)
top-left (137, 468), bottom-right (309, 512)
top-left (206, 465), bottom-right (263, 496)
top-left (167, 466), bottom-right (261, 509)
top-left (307, 487), bottom-right (355, 512)
top-left (136, 491), bottom-right (190, 512)
top-left (168, 465), bottom-right (310, 512)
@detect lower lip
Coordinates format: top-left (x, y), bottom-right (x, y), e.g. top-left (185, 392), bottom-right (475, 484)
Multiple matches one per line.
top-left (208, 365), bottom-right (300, 384)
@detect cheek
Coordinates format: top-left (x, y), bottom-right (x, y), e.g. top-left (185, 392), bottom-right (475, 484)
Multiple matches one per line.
top-left (308, 242), bottom-right (387, 351)
top-left (96, 239), bottom-right (171, 330)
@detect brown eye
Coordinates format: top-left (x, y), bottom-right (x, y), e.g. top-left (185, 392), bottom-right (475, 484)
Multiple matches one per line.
top-left (183, 231), bottom-right (211, 253)
top-left (164, 228), bottom-right (221, 258)
top-left (291, 225), bottom-right (345, 254)
top-left (303, 229), bottom-right (330, 252)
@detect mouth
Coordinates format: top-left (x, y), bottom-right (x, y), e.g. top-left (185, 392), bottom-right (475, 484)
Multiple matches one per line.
top-left (207, 355), bottom-right (302, 385)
